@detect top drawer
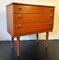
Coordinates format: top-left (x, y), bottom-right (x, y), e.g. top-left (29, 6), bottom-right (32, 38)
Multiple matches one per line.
top-left (13, 5), bottom-right (54, 13)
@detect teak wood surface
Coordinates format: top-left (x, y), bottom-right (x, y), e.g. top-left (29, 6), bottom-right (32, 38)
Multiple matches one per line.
top-left (6, 2), bottom-right (55, 56)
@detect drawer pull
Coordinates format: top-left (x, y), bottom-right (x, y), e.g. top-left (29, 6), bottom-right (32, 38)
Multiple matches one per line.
top-left (50, 22), bottom-right (52, 25)
top-left (50, 15), bottom-right (53, 17)
top-left (17, 8), bottom-right (22, 11)
top-left (50, 10), bottom-right (53, 13)
top-left (17, 25), bottom-right (22, 28)
top-left (17, 16), bottom-right (22, 19)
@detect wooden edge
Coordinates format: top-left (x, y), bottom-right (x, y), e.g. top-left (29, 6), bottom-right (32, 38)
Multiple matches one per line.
top-left (6, 2), bottom-right (55, 8)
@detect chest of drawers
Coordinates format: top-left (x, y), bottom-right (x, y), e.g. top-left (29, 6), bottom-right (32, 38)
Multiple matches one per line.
top-left (6, 3), bottom-right (55, 56)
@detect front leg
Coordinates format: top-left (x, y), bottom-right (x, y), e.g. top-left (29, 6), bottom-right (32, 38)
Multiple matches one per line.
top-left (36, 34), bottom-right (39, 43)
top-left (46, 32), bottom-right (49, 48)
top-left (17, 37), bottom-right (20, 56)
top-left (11, 37), bottom-right (14, 48)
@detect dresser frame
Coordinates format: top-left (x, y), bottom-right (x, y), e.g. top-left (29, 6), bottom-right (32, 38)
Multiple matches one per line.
top-left (6, 3), bottom-right (55, 56)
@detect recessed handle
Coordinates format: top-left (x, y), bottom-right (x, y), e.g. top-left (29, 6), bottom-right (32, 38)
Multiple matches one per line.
top-left (50, 22), bottom-right (52, 25)
top-left (17, 8), bottom-right (22, 11)
top-left (17, 25), bottom-right (22, 28)
top-left (50, 14), bottom-right (53, 17)
top-left (50, 9), bottom-right (53, 13)
top-left (17, 16), bottom-right (22, 19)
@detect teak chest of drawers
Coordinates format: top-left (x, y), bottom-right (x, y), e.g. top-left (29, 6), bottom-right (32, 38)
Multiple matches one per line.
top-left (6, 3), bottom-right (55, 56)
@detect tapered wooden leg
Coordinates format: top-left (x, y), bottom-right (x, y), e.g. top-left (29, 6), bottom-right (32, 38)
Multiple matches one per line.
top-left (17, 37), bottom-right (20, 56)
top-left (36, 34), bottom-right (39, 42)
top-left (12, 37), bottom-right (14, 48)
top-left (46, 32), bottom-right (49, 48)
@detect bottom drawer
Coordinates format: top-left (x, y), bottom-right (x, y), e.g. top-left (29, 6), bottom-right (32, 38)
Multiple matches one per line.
top-left (14, 22), bottom-right (53, 35)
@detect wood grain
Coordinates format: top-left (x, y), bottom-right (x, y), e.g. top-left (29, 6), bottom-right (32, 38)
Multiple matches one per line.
top-left (13, 5), bottom-right (54, 14)
top-left (13, 14), bottom-right (53, 23)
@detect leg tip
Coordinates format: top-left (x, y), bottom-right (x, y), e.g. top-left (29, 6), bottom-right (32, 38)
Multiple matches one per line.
top-left (45, 46), bottom-right (48, 49)
top-left (17, 53), bottom-right (20, 57)
top-left (17, 56), bottom-right (20, 59)
top-left (36, 40), bottom-right (39, 43)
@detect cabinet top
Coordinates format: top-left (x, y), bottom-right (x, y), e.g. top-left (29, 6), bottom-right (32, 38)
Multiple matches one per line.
top-left (6, 2), bottom-right (55, 8)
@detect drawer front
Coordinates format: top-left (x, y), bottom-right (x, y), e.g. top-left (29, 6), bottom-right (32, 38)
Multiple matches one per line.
top-left (13, 5), bottom-right (54, 13)
top-left (14, 22), bottom-right (53, 34)
top-left (14, 14), bottom-right (53, 23)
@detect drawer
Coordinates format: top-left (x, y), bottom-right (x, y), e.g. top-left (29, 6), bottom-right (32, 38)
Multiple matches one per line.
top-left (13, 5), bottom-right (54, 13)
top-left (14, 14), bottom-right (53, 23)
top-left (14, 22), bottom-right (53, 34)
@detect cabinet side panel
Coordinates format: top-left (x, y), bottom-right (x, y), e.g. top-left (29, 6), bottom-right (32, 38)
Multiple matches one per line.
top-left (6, 5), bottom-right (13, 36)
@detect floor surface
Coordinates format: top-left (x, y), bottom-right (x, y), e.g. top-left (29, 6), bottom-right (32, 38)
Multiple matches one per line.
top-left (0, 40), bottom-right (59, 60)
